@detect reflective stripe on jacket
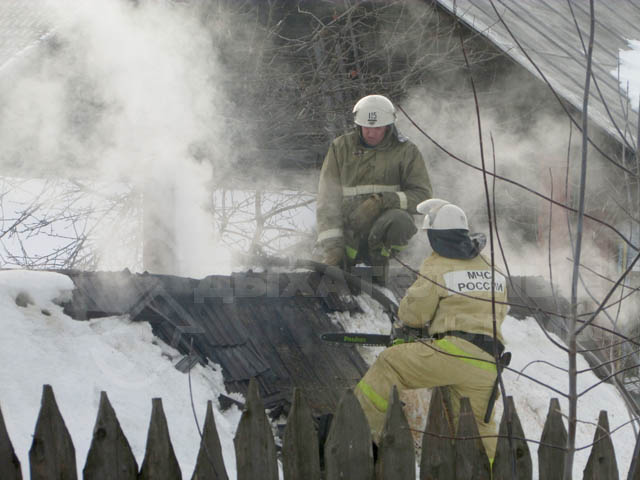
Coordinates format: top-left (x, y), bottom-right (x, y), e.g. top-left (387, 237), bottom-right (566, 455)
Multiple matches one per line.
top-left (397, 252), bottom-right (508, 343)
top-left (316, 127), bottom-right (432, 243)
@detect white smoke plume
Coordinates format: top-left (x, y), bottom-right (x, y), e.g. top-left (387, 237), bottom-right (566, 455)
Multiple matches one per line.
top-left (400, 67), bottom-right (637, 328)
top-left (0, 0), bottom-right (247, 276)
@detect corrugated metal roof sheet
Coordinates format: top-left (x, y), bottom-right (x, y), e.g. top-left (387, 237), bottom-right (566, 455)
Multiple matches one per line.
top-left (436, 0), bottom-right (640, 149)
top-left (64, 270), bottom-right (373, 416)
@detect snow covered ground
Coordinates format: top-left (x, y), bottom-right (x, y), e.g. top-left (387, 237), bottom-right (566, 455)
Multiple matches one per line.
top-left (499, 318), bottom-right (635, 478)
top-left (0, 270), bottom-right (242, 478)
top-left (0, 270), bottom-right (637, 479)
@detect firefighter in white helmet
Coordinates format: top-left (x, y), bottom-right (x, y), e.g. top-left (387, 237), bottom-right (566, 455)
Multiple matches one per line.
top-left (316, 94), bottom-right (432, 284)
top-left (354, 199), bottom-right (509, 462)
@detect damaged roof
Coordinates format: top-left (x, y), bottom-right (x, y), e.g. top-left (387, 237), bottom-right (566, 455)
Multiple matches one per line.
top-left (63, 268), bottom-right (388, 417)
top-left (59, 264), bottom-right (625, 418)
top-left (435, 0), bottom-right (640, 148)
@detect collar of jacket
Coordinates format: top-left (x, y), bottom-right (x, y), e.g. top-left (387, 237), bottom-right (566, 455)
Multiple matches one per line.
top-left (427, 229), bottom-right (486, 259)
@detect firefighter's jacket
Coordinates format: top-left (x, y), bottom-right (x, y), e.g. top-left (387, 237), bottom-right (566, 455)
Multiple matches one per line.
top-left (398, 252), bottom-right (508, 343)
top-left (316, 127), bottom-right (432, 245)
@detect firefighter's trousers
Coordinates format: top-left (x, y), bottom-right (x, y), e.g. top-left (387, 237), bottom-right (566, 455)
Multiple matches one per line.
top-left (354, 336), bottom-right (498, 459)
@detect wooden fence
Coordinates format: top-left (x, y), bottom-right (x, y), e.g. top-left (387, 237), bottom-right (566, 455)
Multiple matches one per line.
top-left (0, 381), bottom-right (634, 479)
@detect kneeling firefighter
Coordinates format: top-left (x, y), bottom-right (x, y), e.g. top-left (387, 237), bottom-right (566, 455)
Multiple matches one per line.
top-left (315, 94), bottom-right (432, 284)
top-left (354, 199), bottom-right (509, 460)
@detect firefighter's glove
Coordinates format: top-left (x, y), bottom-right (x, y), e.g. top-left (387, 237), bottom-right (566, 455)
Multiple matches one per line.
top-left (321, 238), bottom-right (345, 267)
top-left (348, 194), bottom-right (383, 233)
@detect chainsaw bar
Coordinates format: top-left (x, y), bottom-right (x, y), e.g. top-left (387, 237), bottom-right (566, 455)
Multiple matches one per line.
top-left (321, 332), bottom-right (391, 347)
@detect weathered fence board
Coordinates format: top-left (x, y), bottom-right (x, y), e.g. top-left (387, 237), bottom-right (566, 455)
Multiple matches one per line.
top-left (324, 388), bottom-right (374, 480)
top-left (627, 427), bottom-right (640, 480)
top-left (83, 391), bottom-right (137, 480)
top-left (538, 398), bottom-right (567, 480)
top-left (492, 396), bottom-right (532, 480)
top-left (234, 378), bottom-right (278, 480)
top-left (583, 410), bottom-right (619, 480)
top-left (191, 400), bottom-right (229, 480)
top-left (2, 383), bottom-right (631, 479)
top-left (29, 384), bottom-right (77, 480)
top-left (282, 388), bottom-right (320, 480)
top-left (421, 387), bottom-right (455, 480)
top-left (376, 386), bottom-right (415, 480)
top-left (454, 397), bottom-right (491, 480)
top-left (139, 398), bottom-right (182, 480)
top-left (0, 401), bottom-right (22, 480)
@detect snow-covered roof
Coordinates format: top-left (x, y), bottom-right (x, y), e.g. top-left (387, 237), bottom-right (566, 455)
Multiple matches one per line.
top-left (0, 0), bottom-right (56, 73)
top-left (436, 0), bottom-right (640, 149)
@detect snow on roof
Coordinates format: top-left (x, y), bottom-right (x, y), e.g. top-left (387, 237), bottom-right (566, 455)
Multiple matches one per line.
top-left (0, 0), bottom-right (57, 73)
top-left (617, 39), bottom-right (640, 113)
top-left (436, 0), bottom-right (640, 149)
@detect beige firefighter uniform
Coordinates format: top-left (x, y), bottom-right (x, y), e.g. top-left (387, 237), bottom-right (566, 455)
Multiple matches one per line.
top-left (316, 127), bottom-right (432, 264)
top-left (354, 252), bottom-right (508, 460)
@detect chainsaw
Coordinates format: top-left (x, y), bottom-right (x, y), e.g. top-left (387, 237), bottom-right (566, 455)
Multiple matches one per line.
top-left (321, 326), bottom-right (425, 347)
top-left (320, 332), bottom-right (394, 347)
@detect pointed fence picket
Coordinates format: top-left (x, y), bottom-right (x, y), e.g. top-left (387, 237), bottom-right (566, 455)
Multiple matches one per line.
top-left (0, 383), bottom-right (636, 479)
top-left (138, 398), bottom-right (182, 480)
top-left (233, 378), bottom-right (278, 480)
top-left (628, 426), bottom-right (640, 480)
top-left (192, 400), bottom-right (229, 480)
top-left (539, 397), bottom-right (568, 479)
top-left (376, 386), bottom-right (416, 480)
top-left (421, 385), bottom-right (456, 479)
top-left (324, 388), bottom-right (374, 480)
top-left (83, 391), bottom-right (137, 480)
top-left (583, 411), bottom-right (619, 479)
top-left (492, 396), bottom-right (532, 480)
top-left (0, 397), bottom-right (21, 480)
top-left (454, 397), bottom-right (492, 479)
top-left (29, 384), bottom-right (77, 480)
top-left (282, 388), bottom-right (321, 480)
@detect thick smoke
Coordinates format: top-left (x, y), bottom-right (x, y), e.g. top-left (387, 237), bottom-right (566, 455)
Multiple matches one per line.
top-left (0, 0), bottom-right (248, 276)
top-left (1, 0), bottom-right (636, 328)
top-left (400, 64), bottom-right (637, 328)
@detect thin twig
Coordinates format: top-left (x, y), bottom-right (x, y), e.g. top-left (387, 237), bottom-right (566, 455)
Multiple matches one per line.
top-left (565, 2), bottom-right (595, 475)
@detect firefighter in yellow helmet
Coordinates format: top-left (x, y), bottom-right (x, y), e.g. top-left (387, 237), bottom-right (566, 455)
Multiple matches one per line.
top-left (316, 94), bottom-right (432, 284)
top-left (354, 199), bottom-right (509, 460)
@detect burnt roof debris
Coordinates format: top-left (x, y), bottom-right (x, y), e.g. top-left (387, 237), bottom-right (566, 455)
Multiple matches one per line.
top-left (59, 267), bottom-right (640, 417)
top-left (63, 269), bottom-right (378, 417)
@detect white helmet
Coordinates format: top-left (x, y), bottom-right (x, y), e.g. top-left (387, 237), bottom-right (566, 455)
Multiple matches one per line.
top-left (417, 199), bottom-right (468, 230)
top-left (353, 94), bottom-right (396, 127)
